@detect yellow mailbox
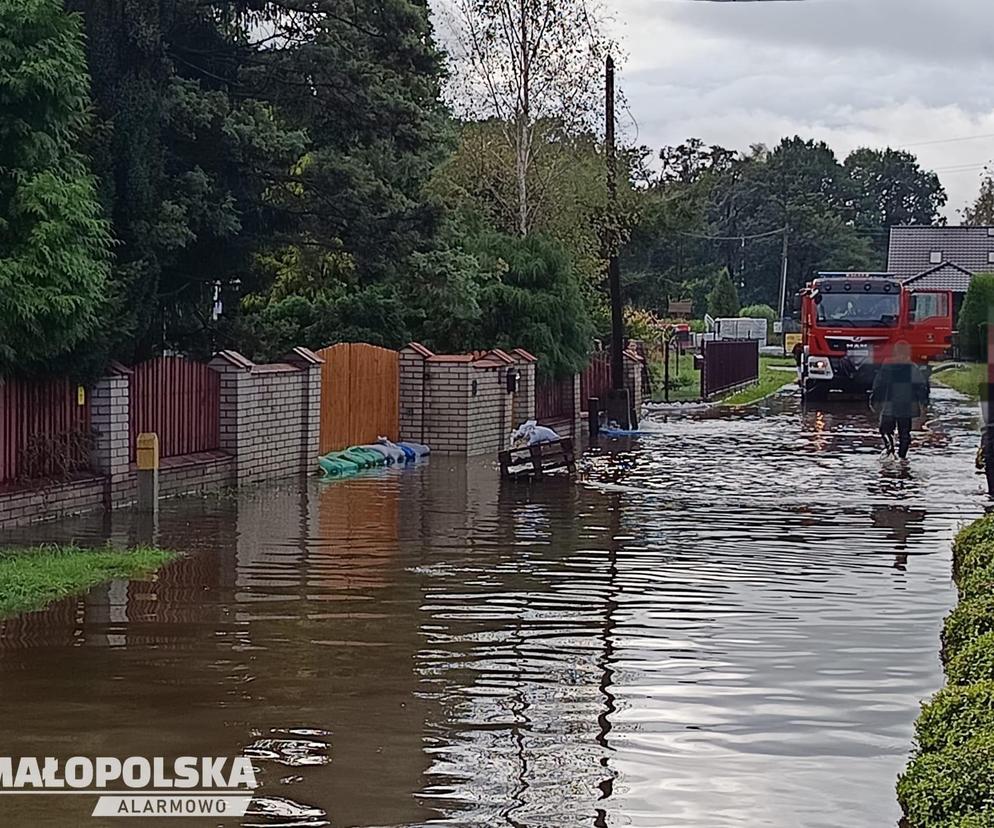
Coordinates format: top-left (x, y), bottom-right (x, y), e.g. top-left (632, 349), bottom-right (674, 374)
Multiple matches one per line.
top-left (137, 433), bottom-right (160, 471)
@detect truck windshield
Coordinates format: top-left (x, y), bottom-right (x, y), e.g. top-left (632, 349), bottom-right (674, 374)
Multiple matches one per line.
top-left (816, 293), bottom-right (899, 328)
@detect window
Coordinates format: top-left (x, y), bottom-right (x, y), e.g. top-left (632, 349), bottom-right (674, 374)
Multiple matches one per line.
top-left (988, 228), bottom-right (994, 237)
top-left (929, 251), bottom-right (943, 264)
top-left (911, 292), bottom-right (950, 323)
top-left (988, 252), bottom-right (994, 264)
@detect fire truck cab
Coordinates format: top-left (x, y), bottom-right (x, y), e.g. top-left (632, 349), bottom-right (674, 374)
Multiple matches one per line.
top-left (797, 272), bottom-right (953, 400)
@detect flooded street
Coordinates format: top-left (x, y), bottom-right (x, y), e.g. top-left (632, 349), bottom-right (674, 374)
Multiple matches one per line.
top-left (0, 385), bottom-right (987, 827)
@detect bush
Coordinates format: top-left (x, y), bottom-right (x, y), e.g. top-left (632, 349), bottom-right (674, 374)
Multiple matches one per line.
top-left (948, 813), bottom-right (994, 828)
top-left (943, 596), bottom-right (994, 662)
top-left (897, 732), bottom-right (994, 827)
top-left (741, 304), bottom-right (778, 334)
top-left (959, 273), bottom-right (994, 361)
top-left (953, 517), bottom-right (994, 581)
top-left (961, 561), bottom-right (994, 602)
top-left (947, 633), bottom-right (994, 686)
top-left (915, 683), bottom-right (994, 753)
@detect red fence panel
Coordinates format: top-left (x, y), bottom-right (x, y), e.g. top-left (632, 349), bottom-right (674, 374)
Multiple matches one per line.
top-left (129, 357), bottom-right (220, 460)
top-left (701, 339), bottom-right (759, 399)
top-left (536, 376), bottom-right (575, 425)
top-left (0, 378), bottom-right (92, 485)
top-left (581, 352), bottom-right (612, 404)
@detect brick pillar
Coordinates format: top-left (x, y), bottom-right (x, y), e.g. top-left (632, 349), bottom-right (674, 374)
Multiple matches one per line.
top-left (210, 350), bottom-right (255, 484)
top-left (511, 349), bottom-right (537, 426)
top-left (283, 347), bottom-right (324, 466)
top-left (624, 353), bottom-right (645, 415)
top-left (572, 373), bottom-right (583, 437)
top-left (91, 369), bottom-right (131, 507)
top-left (399, 343), bottom-right (433, 443)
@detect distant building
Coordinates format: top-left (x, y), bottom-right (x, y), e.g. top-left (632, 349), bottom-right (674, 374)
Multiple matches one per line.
top-left (888, 225), bottom-right (994, 295)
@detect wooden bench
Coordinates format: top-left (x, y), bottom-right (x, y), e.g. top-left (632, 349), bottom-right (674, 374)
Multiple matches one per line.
top-left (499, 438), bottom-right (576, 480)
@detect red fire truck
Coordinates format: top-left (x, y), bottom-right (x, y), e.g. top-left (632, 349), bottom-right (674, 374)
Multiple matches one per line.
top-left (797, 272), bottom-right (953, 400)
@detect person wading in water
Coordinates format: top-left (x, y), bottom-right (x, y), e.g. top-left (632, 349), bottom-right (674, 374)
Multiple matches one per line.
top-left (870, 341), bottom-right (929, 459)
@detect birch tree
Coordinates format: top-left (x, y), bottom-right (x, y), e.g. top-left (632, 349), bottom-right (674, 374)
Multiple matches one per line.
top-left (442, 0), bottom-right (615, 236)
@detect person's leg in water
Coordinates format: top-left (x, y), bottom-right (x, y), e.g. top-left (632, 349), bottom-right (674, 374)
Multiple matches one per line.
top-left (896, 417), bottom-right (912, 459)
top-left (879, 415), bottom-right (896, 456)
top-left (984, 424), bottom-right (994, 498)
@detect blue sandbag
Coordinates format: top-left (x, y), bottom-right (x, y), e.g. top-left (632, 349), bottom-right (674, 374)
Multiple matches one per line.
top-left (398, 441), bottom-right (431, 458)
top-left (600, 427), bottom-right (644, 437)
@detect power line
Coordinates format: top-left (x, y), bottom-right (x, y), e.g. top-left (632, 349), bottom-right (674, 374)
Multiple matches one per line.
top-left (675, 226), bottom-right (786, 241)
top-left (903, 132), bottom-right (994, 149)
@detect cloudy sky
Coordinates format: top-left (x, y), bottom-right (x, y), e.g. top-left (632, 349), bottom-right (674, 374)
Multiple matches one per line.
top-left (599, 0), bottom-right (994, 219)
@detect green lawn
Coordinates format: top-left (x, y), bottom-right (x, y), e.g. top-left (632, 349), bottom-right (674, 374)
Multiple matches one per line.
top-left (933, 363), bottom-right (986, 401)
top-left (650, 353), bottom-right (795, 406)
top-left (0, 545), bottom-right (177, 619)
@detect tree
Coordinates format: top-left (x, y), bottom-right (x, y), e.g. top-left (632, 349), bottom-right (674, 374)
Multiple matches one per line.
top-left (0, 0), bottom-right (112, 375)
top-left (443, 0), bottom-right (615, 235)
top-left (708, 269), bottom-right (740, 319)
top-left (466, 231), bottom-right (594, 377)
top-left (844, 147), bottom-right (947, 261)
top-left (958, 273), bottom-right (994, 361)
top-left (964, 170), bottom-right (994, 226)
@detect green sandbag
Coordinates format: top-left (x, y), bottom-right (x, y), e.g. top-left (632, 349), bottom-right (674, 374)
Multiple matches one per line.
top-left (318, 454), bottom-right (360, 477)
top-left (342, 447), bottom-right (385, 468)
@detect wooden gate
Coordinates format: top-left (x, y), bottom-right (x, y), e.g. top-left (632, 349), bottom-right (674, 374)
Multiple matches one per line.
top-left (317, 343), bottom-right (399, 454)
top-left (130, 357), bottom-right (220, 460)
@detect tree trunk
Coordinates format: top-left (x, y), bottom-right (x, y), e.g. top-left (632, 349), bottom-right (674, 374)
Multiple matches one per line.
top-left (516, 121), bottom-right (529, 235)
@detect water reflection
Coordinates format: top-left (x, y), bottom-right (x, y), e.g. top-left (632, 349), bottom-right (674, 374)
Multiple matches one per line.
top-left (0, 385), bottom-right (986, 827)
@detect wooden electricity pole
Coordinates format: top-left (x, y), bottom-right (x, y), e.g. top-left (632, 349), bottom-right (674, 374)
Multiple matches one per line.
top-left (606, 55), bottom-right (624, 391)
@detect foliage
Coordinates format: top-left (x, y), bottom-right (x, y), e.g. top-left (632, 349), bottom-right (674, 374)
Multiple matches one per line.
top-left (897, 733), bottom-right (994, 828)
top-left (443, 0), bottom-right (615, 235)
top-left (844, 147), bottom-right (947, 260)
top-left (0, 545), bottom-right (176, 618)
top-left (943, 595), bottom-right (994, 664)
top-left (623, 136), bottom-right (945, 318)
top-left (915, 683), bottom-right (994, 754)
top-left (947, 633), bottom-right (994, 687)
top-left (741, 304), bottom-right (778, 335)
top-left (960, 561), bottom-right (994, 602)
top-left (708, 269), bottom-right (740, 318)
top-left (958, 274), bottom-right (994, 362)
top-left (464, 231), bottom-right (594, 378)
top-left (623, 306), bottom-right (666, 344)
top-left (954, 518), bottom-right (994, 580)
top-left (964, 171), bottom-right (994, 227)
top-left (0, 0), bottom-right (111, 376)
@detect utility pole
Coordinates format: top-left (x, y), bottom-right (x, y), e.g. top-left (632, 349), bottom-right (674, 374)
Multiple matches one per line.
top-left (606, 56), bottom-right (624, 392)
top-left (777, 225), bottom-right (789, 355)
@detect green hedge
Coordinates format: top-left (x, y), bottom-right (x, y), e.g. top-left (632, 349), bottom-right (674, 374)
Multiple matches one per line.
top-left (943, 596), bottom-right (994, 663)
top-left (960, 562), bottom-right (994, 602)
top-left (948, 634), bottom-right (994, 686)
top-left (897, 732), bottom-right (994, 827)
top-left (953, 518), bottom-right (994, 580)
top-left (915, 683), bottom-right (994, 753)
top-left (898, 516), bottom-right (994, 827)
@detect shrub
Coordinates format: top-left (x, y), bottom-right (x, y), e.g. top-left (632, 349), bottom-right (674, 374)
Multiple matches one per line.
top-left (959, 273), bottom-right (994, 361)
top-left (953, 517), bottom-right (994, 581)
top-left (943, 596), bottom-right (994, 663)
top-left (947, 633), bottom-right (994, 686)
top-left (741, 304), bottom-right (778, 334)
top-left (948, 813), bottom-right (994, 827)
top-left (915, 683), bottom-right (994, 753)
top-left (897, 732), bottom-right (994, 827)
top-left (961, 561), bottom-right (994, 602)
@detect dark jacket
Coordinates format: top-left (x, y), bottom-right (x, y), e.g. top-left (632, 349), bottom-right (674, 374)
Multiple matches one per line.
top-left (871, 362), bottom-right (929, 419)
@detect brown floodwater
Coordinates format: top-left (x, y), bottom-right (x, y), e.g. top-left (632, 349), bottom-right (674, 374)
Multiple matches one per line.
top-left (0, 385), bottom-right (987, 827)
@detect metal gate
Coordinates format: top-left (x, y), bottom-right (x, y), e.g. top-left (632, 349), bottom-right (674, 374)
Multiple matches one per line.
top-left (317, 343), bottom-right (399, 454)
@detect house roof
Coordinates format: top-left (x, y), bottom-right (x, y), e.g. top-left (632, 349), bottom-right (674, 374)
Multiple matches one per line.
top-left (888, 225), bottom-right (994, 282)
top-left (903, 261), bottom-right (975, 293)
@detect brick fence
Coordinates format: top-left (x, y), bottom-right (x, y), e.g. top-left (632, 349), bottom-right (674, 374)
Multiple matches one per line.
top-left (0, 349), bottom-right (322, 528)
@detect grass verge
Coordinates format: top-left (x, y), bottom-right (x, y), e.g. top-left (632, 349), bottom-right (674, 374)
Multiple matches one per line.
top-left (0, 545), bottom-right (177, 619)
top-left (933, 363), bottom-right (986, 401)
top-left (897, 515), bottom-right (994, 827)
top-left (649, 354), bottom-right (795, 406)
